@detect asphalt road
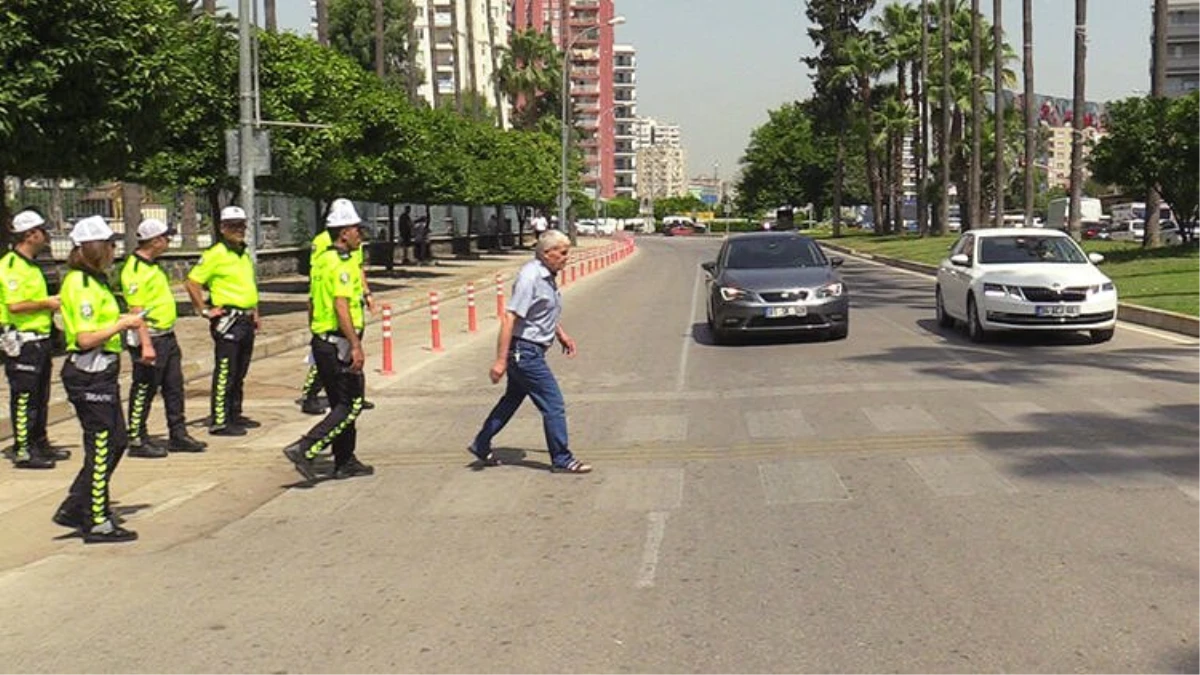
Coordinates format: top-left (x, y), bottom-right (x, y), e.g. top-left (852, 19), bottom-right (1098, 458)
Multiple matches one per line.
top-left (1, 236), bottom-right (1196, 673)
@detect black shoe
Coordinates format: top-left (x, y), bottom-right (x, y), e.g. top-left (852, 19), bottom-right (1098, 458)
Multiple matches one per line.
top-left (168, 433), bottom-right (207, 452)
top-left (14, 453), bottom-right (55, 469)
top-left (467, 444), bottom-right (501, 466)
top-left (234, 416), bottom-right (262, 429)
top-left (83, 523), bottom-right (138, 544)
top-left (333, 458), bottom-right (375, 479)
top-left (127, 437), bottom-right (169, 458)
top-left (209, 424), bottom-right (248, 437)
top-left (36, 440), bottom-right (70, 461)
top-left (361, 400), bottom-right (376, 410)
top-left (282, 443), bottom-right (319, 481)
top-left (52, 505), bottom-right (86, 530)
top-left (300, 399), bottom-right (327, 415)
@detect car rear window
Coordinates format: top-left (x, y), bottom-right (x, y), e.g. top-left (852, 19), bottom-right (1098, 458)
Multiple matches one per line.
top-left (726, 238), bottom-right (825, 268)
top-left (978, 236), bottom-right (1088, 264)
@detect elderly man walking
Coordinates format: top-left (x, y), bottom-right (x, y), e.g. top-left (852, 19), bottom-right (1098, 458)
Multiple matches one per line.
top-left (468, 230), bottom-right (591, 474)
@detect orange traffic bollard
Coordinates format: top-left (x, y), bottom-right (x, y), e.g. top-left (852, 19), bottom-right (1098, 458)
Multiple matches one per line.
top-left (467, 282), bottom-right (478, 333)
top-left (495, 273), bottom-right (505, 319)
top-left (429, 291), bottom-right (443, 352)
top-left (381, 304), bottom-right (394, 375)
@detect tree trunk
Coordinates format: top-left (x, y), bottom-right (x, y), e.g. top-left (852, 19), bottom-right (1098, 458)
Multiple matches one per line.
top-left (970, 0), bottom-right (983, 229)
top-left (916, 15), bottom-right (929, 236)
top-left (121, 183), bottom-right (143, 255)
top-left (938, 0), bottom-right (952, 237)
top-left (450, 0), bottom-right (463, 114)
top-left (1068, 0), bottom-right (1087, 242)
top-left (893, 65), bottom-right (907, 236)
top-left (1145, 0), bottom-right (1167, 248)
top-left (862, 86), bottom-right (886, 238)
top-left (426, 2), bottom-right (438, 109)
top-left (486, 0), bottom-right (505, 126)
top-left (1022, 0), bottom-right (1036, 227)
top-left (833, 129), bottom-right (844, 237)
top-left (374, 0), bottom-right (385, 78)
top-left (465, 0), bottom-right (481, 119)
top-left (182, 190), bottom-right (198, 249)
top-left (203, 0), bottom-right (215, 15)
top-left (993, 0), bottom-right (1005, 227)
top-left (264, 0), bottom-right (276, 32)
top-left (315, 0), bottom-right (329, 47)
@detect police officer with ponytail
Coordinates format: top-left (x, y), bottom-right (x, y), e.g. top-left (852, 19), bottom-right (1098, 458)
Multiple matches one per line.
top-left (283, 199), bottom-right (373, 481)
top-left (53, 216), bottom-right (148, 543)
top-left (184, 206), bottom-right (260, 437)
top-left (122, 218), bottom-right (207, 456)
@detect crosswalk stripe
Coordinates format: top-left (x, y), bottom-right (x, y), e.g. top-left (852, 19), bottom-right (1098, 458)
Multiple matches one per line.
top-left (982, 401), bottom-right (1047, 430)
top-left (864, 404), bottom-right (941, 434)
top-left (758, 460), bottom-right (850, 505)
top-left (116, 479), bottom-right (219, 521)
top-left (424, 470), bottom-right (532, 516)
top-left (1051, 448), bottom-right (1179, 490)
top-left (745, 409), bottom-right (815, 440)
top-left (905, 454), bottom-right (1017, 497)
top-left (0, 479), bottom-right (62, 516)
top-left (593, 468), bottom-right (684, 511)
top-left (619, 414), bottom-right (688, 444)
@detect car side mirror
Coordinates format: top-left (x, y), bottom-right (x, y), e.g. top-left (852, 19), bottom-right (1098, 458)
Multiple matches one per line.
top-left (1088, 252), bottom-right (1104, 264)
top-left (829, 256), bottom-right (844, 268)
top-left (949, 253), bottom-right (970, 266)
top-left (701, 261), bottom-right (716, 276)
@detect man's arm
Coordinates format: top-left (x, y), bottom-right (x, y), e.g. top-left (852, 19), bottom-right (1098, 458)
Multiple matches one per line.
top-left (7, 297), bottom-right (59, 313)
top-left (184, 279), bottom-right (221, 318)
top-left (555, 324), bottom-right (577, 358)
top-left (361, 268), bottom-right (378, 314)
top-left (334, 296), bottom-right (364, 372)
top-left (490, 310), bottom-right (516, 384)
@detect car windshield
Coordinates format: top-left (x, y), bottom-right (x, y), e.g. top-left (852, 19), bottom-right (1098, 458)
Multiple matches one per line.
top-left (726, 238), bottom-right (825, 269)
top-left (978, 236), bottom-right (1088, 264)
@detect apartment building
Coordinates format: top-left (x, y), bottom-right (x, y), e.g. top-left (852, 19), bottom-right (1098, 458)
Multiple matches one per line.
top-left (635, 117), bottom-right (688, 200)
top-left (409, 0), bottom-right (510, 126)
top-left (511, 0), bottom-right (620, 198)
top-left (1165, 0), bottom-right (1200, 97)
top-left (612, 44), bottom-right (637, 199)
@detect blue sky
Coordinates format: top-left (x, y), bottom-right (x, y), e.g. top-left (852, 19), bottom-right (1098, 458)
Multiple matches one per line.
top-left (267, 0), bottom-right (1151, 185)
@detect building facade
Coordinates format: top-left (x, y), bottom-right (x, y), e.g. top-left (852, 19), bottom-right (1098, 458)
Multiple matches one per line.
top-left (511, 0), bottom-right (620, 198)
top-left (612, 44), bottom-right (637, 199)
top-left (1165, 0), bottom-right (1200, 97)
top-left (411, 0), bottom-right (510, 126)
top-left (635, 116), bottom-right (688, 201)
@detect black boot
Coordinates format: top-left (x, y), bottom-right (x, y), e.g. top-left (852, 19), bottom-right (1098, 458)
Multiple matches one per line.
top-left (168, 432), bottom-right (207, 453)
top-left (282, 442), bottom-right (319, 481)
top-left (127, 436), bottom-right (169, 458)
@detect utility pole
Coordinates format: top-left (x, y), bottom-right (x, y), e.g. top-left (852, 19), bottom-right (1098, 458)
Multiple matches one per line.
top-left (315, 0), bottom-right (329, 46)
top-left (919, 0), bottom-right (930, 236)
top-left (1067, 0), bottom-right (1087, 242)
top-left (1146, 0), bottom-right (1167, 247)
top-left (970, 0), bottom-right (982, 231)
top-left (939, 0), bottom-right (952, 236)
top-left (1022, 0), bottom-right (1035, 228)
top-left (265, 0), bottom-right (277, 32)
top-left (993, 0), bottom-right (1005, 228)
top-left (374, 0), bottom-right (385, 78)
top-left (238, 0), bottom-right (257, 261)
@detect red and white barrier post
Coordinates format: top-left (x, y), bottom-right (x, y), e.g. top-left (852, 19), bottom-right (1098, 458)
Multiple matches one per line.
top-left (381, 304), bottom-right (395, 375)
top-left (429, 291), bottom-right (444, 352)
top-left (495, 273), bottom-right (505, 319)
top-left (467, 282), bottom-right (478, 333)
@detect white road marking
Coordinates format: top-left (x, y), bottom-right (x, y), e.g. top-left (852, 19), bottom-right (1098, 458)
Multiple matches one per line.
top-left (120, 480), bottom-right (219, 521)
top-left (758, 461), bottom-right (851, 505)
top-left (635, 511), bottom-right (669, 589)
top-left (677, 270), bottom-right (702, 392)
top-left (906, 454), bottom-right (1017, 497)
top-left (619, 414), bottom-right (689, 444)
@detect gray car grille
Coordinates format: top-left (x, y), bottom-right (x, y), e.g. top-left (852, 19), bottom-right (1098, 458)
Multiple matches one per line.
top-left (1020, 286), bottom-right (1089, 302)
top-left (759, 290), bottom-right (809, 303)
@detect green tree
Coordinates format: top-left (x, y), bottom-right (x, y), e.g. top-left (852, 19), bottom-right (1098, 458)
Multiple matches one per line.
top-left (328, 0), bottom-right (420, 92)
top-left (736, 102), bottom-right (831, 216)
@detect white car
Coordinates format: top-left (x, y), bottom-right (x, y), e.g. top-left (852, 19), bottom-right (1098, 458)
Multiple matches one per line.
top-left (1108, 219), bottom-right (1182, 244)
top-left (935, 228), bottom-right (1118, 343)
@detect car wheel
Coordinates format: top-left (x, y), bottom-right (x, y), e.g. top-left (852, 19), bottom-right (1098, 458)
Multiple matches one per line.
top-left (1090, 328), bottom-right (1115, 343)
top-left (935, 287), bottom-right (954, 329)
top-left (827, 323), bottom-right (849, 341)
top-left (966, 296), bottom-right (989, 343)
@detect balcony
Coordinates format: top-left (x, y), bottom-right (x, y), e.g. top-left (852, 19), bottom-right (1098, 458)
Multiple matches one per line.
top-left (571, 48), bottom-right (600, 62)
top-left (433, 12), bottom-right (452, 27)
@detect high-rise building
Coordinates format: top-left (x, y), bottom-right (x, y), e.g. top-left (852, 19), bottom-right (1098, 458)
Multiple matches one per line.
top-left (612, 44), bottom-right (637, 199)
top-left (635, 117), bottom-right (681, 148)
top-left (511, 0), bottom-right (620, 198)
top-left (635, 117), bottom-right (687, 201)
top-left (1164, 0), bottom-right (1200, 97)
top-left (409, 1), bottom-right (510, 126)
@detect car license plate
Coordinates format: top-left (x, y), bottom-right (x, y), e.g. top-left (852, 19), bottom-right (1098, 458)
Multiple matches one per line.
top-left (765, 306), bottom-right (807, 318)
top-left (1036, 305), bottom-right (1081, 317)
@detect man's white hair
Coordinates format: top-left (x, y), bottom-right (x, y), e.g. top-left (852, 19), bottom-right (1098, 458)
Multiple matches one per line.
top-left (535, 229), bottom-right (570, 257)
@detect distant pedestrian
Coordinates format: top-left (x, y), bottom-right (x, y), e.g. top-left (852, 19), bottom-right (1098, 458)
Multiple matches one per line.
top-left (1, 209), bottom-right (68, 469)
top-left (185, 206), bottom-right (260, 436)
top-left (122, 218), bottom-right (207, 456)
top-left (53, 216), bottom-right (148, 543)
top-left (283, 199), bottom-right (373, 481)
top-left (413, 214), bottom-right (431, 264)
top-left (468, 230), bottom-right (591, 474)
top-left (532, 212), bottom-right (548, 235)
top-left (398, 205), bottom-right (414, 264)
top-left (487, 212), bottom-right (499, 251)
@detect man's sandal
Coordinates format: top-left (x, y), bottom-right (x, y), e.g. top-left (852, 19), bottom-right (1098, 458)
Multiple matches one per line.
top-left (467, 445), bottom-right (501, 466)
top-left (552, 459), bottom-right (592, 474)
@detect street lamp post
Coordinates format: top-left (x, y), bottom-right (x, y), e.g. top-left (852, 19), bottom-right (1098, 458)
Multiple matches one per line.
top-left (560, 15), bottom-right (625, 245)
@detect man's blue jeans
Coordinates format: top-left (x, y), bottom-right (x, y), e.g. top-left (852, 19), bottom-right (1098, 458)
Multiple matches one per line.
top-left (473, 340), bottom-right (573, 468)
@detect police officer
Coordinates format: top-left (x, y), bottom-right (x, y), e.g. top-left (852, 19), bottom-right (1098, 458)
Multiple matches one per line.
top-left (299, 212), bottom-right (376, 415)
top-left (53, 216), bottom-right (146, 543)
top-left (184, 206), bottom-right (260, 437)
top-left (283, 199), bottom-right (373, 481)
top-left (1, 209), bottom-right (68, 468)
top-left (122, 218), bottom-right (207, 456)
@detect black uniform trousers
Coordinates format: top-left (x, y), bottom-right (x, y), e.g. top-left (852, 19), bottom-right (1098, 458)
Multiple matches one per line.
top-left (60, 359), bottom-right (127, 530)
top-left (4, 338), bottom-right (52, 458)
top-left (209, 313), bottom-right (255, 427)
top-left (127, 333), bottom-right (187, 441)
top-left (301, 336), bottom-right (364, 467)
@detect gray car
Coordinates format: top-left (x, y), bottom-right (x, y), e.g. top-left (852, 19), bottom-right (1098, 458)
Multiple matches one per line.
top-left (701, 232), bottom-right (849, 344)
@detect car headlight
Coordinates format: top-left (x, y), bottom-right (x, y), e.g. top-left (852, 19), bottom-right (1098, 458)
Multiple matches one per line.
top-left (1090, 282), bottom-right (1116, 294)
top-left (815, 282), bottom-right (844, 299)
top-left (982, 282), bottom-right (1023, 299)
top-left (719, 286), bottom-right (748, 301)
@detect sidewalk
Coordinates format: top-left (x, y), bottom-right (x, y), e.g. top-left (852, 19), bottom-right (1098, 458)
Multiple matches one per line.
top-left (0, 237), bottom-right (616, 442)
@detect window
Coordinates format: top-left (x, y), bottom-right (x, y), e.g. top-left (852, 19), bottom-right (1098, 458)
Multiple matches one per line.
top-left (725, 238), bottom-right (826, 269)
top-left (979, 236), bottom-right (1087, 264)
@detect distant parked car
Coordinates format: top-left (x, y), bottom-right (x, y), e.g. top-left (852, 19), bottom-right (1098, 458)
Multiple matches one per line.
top-left (1109, 219), bottom-right (1182, 244)
top-left (935, 228), bottom-right (1117, 343)
top-left (1082, 223), bottom-right (1110, 240)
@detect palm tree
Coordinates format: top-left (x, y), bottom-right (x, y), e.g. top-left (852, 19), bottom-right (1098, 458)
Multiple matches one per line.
top-left (1022, 0), bottom-right (1035, 227)
top-left (1145, 0), bottom-right (1167, 247)
top-left (938, 0), bottom-right (952, 236)
top-left (919, 0), bottom-right (931, 235)
top-left (1067, 0), bottom-right (1087, 241)
top-left (876, 3), bottom-right (921, 234)
top-left (992, 0), bottom-right (1005, 227)
top-left (970, 0), bottom-right (982, 230)
top-left (497, 29), bottom-right (563, 131)
top-left (838, 33), bottom-right (886, 236)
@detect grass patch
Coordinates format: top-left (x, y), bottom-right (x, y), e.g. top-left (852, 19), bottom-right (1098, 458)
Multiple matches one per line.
top-left (814, 228), bottom-right (1199, 316)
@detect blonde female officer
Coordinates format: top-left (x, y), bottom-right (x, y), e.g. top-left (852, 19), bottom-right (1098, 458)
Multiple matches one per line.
top-left (52, 216), bottom-right (148, 544)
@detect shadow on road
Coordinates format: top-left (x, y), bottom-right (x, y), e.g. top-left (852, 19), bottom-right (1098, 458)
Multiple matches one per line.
top-left (689, 322), bottom-right (835, 348)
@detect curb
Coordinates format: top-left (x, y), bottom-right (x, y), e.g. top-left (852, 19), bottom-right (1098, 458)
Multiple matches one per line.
top-left (820, 241), bottom-right (1200, 338)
